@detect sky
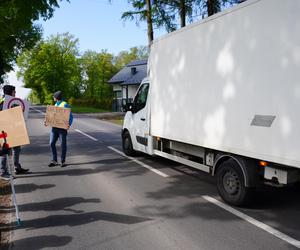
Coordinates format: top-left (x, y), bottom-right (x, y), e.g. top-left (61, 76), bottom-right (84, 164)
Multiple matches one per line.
top-left (7, 0), bottom-right (167, 98)
top-left (39, 0), bottom-right (166, 55)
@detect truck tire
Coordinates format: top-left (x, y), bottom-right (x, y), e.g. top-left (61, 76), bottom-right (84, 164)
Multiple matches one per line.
top-left (216, 159), bottom-right (252, 206)
top-left (122, 131), bottom-right (135, 156)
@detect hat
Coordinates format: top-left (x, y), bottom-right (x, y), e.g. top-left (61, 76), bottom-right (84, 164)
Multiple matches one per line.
top-left (53, 91), bottom-right (62, 100)
top-left (3, 85), bottom-right (15, 96)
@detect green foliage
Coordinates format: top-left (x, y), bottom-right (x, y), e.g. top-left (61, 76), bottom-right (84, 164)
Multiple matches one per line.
top-left (194, 0), bottom-right (242, 18)
top-left (17, 33), bottom-right (82, 103)
top-left (122, 0), bottom-right (243, 36)
top-left (70, 98), bottom-right (112, 111)
top-left (17, 32), bottom-right (148, 109)
top-left (0, 0), bottom-right (67, 83)
top-left (28, 90), bottom-right (41, 104)
top-left (70, 105), bottom-right (110, 114)
top-left (114, 46), bottom-right (148, 69)
top-left (80, 50), bottom-right (115, 102)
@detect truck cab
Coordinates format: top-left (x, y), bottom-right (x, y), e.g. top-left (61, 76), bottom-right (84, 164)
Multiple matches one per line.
top-left (122, 78), bottom-right (153, 156)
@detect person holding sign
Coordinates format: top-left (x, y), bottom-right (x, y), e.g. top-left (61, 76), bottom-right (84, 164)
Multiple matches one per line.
top-left (0, 85), bottom-right (29, 179)
top-left (45, 91), bottom-right (73, 167)
top-left (0, 137), bottom-right (10, 180)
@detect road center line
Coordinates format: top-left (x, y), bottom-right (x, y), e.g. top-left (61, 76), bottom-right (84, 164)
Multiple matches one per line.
top-left (107, 146), bottom-right (169, 178)
top-left (74, 129), bottom-right (98, 141)
top-left (202, 195), bottom-right (300, 249)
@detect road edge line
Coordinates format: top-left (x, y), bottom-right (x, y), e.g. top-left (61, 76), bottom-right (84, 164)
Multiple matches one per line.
top-left (107, 146), bottom-right (169, 178)
top-left (74, 129), bottom-right (98, 141)
top-left (202, 195), bottom-right (300, 248)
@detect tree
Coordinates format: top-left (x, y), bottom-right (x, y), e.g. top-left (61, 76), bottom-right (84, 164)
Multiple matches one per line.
top-left (122, 0), bottom-right (180, 42)
top-left (17, 33), bottom-right (81, 104)
top-left (121, 0), bottom-right (154, 45)
top-left (154, 0), bottom-right (194, 30)
top-left (80, 50), bottom-right (115, 101)
top-left (196, 0), bottom-right (242, 17)
top-left (122, 0), bottom-right (243, 44)
top-left (0, 0), bottom-right (67, 83)
top-left (114, 46), bottom-right (149, 69)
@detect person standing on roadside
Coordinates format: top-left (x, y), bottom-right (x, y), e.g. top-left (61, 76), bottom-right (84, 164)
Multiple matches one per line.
top-left (46, 91), bottom-right (73, 167)
top-left (0, 85), bottom-right (29, 180)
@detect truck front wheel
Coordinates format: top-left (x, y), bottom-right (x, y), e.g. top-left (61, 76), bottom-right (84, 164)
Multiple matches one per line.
top-left (216, 159), bottom-right (252, 206)
top-left (122, 131), bottom-right (135, 156)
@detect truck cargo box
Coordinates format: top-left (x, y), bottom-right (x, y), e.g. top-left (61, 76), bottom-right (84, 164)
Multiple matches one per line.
top-left (149, 0), bottom-right (300, 169)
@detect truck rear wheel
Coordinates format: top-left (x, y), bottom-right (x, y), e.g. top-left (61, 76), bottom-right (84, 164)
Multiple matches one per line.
top-left (216, 159), bottom-right (251, 206)
top-left (122, 131), bottom-right (135, 156)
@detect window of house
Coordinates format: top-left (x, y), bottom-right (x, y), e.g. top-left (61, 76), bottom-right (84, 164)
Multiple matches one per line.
top-left (115, 90), bottom-right (122, 99)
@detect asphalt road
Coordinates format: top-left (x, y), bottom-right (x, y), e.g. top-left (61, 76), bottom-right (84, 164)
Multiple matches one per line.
top-left (4, 106), bottom-right (300, 250)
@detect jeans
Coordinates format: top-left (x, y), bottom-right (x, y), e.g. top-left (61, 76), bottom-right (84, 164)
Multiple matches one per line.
top-left (1, 146), bottom-right (21, 175)
top-left (50, 128), bottom-right (67, 163)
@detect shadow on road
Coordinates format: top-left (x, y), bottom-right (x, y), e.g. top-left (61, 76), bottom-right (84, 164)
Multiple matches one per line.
top-left (18, 197), bottom-right (101, 213)
top-left (14, 184), bottom-right (55, 194)
top-left (2, 211), bottom-right (152, 232)
top-left (15, 158), bottom-right (150, 179)
top-left (2, 235), bottom-right (72, 250)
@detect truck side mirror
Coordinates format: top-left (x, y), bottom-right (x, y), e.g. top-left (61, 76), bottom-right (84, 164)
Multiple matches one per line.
top-left (123, 103), bottom-right (133, 112)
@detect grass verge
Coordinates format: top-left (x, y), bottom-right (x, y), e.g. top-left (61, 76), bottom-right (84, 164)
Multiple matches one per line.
top-left (100, 115), bottom-right (124, 126)
top-left (71, 106), bottom-right (110, 113)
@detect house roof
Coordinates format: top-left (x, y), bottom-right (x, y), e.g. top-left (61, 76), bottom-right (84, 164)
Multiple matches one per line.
top-left (109, 59), bottom-right (148, 86)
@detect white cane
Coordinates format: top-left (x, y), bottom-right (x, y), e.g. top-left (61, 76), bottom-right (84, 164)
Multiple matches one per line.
top-left (7, 150), bottom-right (21, 226)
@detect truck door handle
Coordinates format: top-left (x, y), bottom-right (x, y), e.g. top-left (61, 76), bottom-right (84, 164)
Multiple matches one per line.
top-left (140, 118), bottom-right (146, 121)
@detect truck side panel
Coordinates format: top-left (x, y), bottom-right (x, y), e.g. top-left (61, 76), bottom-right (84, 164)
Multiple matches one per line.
top-left (149, 0), bottom-right (300, 168)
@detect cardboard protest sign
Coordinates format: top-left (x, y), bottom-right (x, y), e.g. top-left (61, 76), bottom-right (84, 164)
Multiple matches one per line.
top-left (45, 106), bottom-right (71, 129)
top-left (0, 106), bottom-right (30, 148)
top-left (3, 95), bottom-right (30, 120)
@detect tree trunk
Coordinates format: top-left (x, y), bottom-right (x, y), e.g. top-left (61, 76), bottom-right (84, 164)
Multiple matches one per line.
top-left (146, 0), bottom-right (154, 46)
top-left (207, 0), bottom-right (219, 17)
top-left (179, 0), bottom-right (186, 27)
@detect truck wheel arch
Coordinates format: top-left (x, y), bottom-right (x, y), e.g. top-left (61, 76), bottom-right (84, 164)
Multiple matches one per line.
top-left (122, 129), bottom-right (136, 156)
top-left (213, 155), bottom-right (254, 187)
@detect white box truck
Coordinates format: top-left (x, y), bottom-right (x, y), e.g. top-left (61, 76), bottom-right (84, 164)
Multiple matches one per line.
top-left (122, 0), bottom-right (300, 206)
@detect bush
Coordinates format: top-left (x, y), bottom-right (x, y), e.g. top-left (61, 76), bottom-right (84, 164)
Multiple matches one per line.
top-left (68, 97), bottom-right (76, 106)
top-left (68, 97), bottom-right (113, 110)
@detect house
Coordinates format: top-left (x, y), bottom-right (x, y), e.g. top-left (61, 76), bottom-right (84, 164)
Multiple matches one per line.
top-left (109, 59), bottom-right (147, 111)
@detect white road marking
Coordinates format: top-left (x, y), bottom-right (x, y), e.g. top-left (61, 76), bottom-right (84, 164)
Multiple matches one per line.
top-left (74, 129), bottom-right (98, 142)
top-left (202, 195), bottom-right (300, 249)
top-left (72, 127), bottom-right (168, 177)
top-left (107, 146), bottom-right (169, 178)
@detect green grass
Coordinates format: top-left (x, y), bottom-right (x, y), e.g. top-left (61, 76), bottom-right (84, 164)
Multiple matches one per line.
top-left (71, 105), bottom-right (110, 113)
top-left (109, 119), bottom-right (124, 126)
top-left (101, 117), bottom-right (124, 126)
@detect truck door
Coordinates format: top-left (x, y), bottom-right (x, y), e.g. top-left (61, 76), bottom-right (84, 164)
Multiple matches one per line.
top-left (132, 83), bottom-right (150, 152)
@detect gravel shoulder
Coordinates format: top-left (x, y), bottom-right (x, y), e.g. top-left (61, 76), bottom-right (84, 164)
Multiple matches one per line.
top-left (0, 179), bottom-right (12, 249)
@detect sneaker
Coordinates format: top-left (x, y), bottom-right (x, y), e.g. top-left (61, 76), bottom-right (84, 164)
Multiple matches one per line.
top-left (1, 173), bottom-right (11, 181)
top-left (48, 161), bottom-right (59, 167)
top-left (60, 161), bottom-right (67, 167)
top-left (15, 168), bottom-right (29, 175)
